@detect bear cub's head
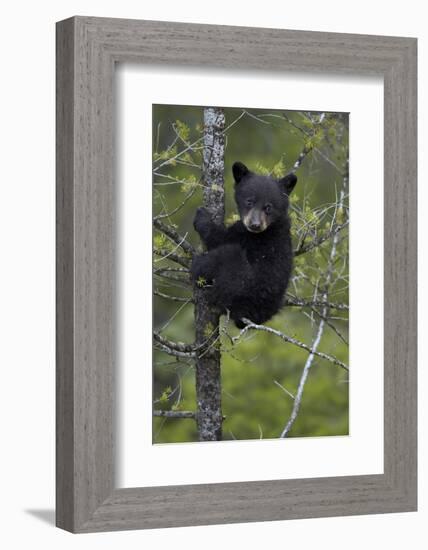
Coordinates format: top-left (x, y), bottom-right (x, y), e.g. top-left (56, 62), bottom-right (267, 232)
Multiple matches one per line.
top-left (232, 161), bottom-right (297, 233)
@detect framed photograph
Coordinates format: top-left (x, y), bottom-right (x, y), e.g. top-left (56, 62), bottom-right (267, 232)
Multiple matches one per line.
top-left (149, 103), bottom-right (351, 446)
top-left (56, 16), bottom-right (417, 532)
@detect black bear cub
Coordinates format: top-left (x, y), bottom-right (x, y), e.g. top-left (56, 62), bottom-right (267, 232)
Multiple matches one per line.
top-left (191, 161), bottom-right (297, 328)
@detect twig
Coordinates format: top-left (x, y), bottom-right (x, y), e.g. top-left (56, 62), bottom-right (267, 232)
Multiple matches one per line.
top-left (283, 112), bottom-right (343, 174)
top-left (154, 188), bottom-right (197, 221)
top-left (289, 145), bottom-right (311, 174)
top-left (153, 410), bottom-right (196, 419)
top-left (154, 290), bottom-right (193, 303)
top-left (154, 266), bottom-right (189, 275)
top-left (154, 271), bottom-right (191, 287)
top-left (158, 298), bottom-right (193, 333)
top-left (222, 110), bottom-right (246, 134)
top-left (283, 295), bottom-right (348, 311)
top-left (280, 316), bottom-right (326, 437)
top-left (154, 342), bottom-right (195, 359)
top-left (294, 221), bottom-right (349, 256)
top-left (154, 247), bottom-right (190, 268)
top-left (312, 309), bottom-right (349, 346)
top-left (281, 178), bottom-right (348, 437)
top-left (153, 332), bottom-right (196, 358)
top-left (273, 379), bottom-right (295, 400)
top-left (154, 135), bottom-right (204, 171)
top-left (153, 218), bottom-right (195, 255)
top-left (233, 320), bottom-right (348, 371)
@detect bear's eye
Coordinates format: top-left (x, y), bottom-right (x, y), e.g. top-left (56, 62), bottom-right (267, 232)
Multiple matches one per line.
top-left (245, 198), bottom-right (254, 208)
top-left (264, 203), bottom-right (272, 214)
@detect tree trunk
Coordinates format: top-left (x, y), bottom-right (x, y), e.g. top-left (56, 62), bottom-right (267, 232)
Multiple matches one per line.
top-left (194, 107), bottom-right (225, 441)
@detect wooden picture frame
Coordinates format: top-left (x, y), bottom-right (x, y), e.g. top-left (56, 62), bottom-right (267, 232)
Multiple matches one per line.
top-left (56, 16), bottom-right (417, 533)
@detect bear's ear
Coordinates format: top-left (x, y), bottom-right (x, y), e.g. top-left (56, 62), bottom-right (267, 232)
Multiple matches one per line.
top-left (279, 173), bottom-right (298, 195)
top-left (232, 161), bottom-right (250, 184)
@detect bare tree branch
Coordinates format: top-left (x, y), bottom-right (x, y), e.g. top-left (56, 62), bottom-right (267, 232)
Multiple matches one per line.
top-left (154, 342), bottom-right (195, 359)
top-left (281, 177), bottom-right (348, 437)
top-left (193, 107), bottom-right (225, 441)
top-left (282, 112), bottom-right (343, 174)
top-left (289, 145), bottom-right (311, 174)
top-left (294, 221), bottom-right (349, 256)
top-left (311, 308), bottom-right (349, 346)
top-left (154, 271), bottom-right (191, 288)
top-left (233, 319), bottom-right (348, 371)
top-left (273, 379), bottom-right (295, 400)
top-left (153, 135), bottom-right (204, 171)
top-left (153, 410), bottom-right (196, 419)
top-left (153, 332), bottom-right (197, 358)
top-left (280, 316), bottom-right (327, 437)
top-left (154, 266), bottom-right (189, 275)
top-left (153, 217), bottom-right (195, 255)
top-left (154, 247), bottom-right (191, 268)
top-left (154, 290), bottom-right (193, 303)
top-left (154, 187), bottom-right (197, 220)
top-left (284, 295), bottom-right (348, 311)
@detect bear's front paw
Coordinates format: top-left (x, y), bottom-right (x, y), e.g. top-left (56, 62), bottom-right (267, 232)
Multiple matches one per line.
top-left (193, 206), bottom-right (212, 233)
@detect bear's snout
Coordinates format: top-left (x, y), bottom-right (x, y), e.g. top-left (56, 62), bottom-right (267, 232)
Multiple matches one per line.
top-left (243, 208), bottom-right (268, 233)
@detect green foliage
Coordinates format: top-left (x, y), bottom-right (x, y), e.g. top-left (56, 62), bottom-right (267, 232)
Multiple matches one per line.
top-left (175, 119), bottom-right (190, 142)
top-left (180, 174), bottom-right (198, 193)
top-left (196, 276), bottom-right (207, 288)
top-left (158, 386), bottom-right (172, 404)
top-left (153, 233), bottom-right (170, 250)
top-left (271, 158), bottom-right (286, 178)
top-left (225, 213), bottom-right (240, 225)
top-left (153, 145), bottom-right (177, 165)
top-left (254, 161), bottom-right (270, 175)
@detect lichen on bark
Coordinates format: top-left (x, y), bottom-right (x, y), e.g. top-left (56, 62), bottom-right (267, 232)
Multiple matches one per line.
top-left (194, 107), bottom-right (225, 441)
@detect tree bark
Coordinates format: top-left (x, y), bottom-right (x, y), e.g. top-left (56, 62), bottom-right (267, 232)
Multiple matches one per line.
top-left (194, 107), bottom-right (225, 441)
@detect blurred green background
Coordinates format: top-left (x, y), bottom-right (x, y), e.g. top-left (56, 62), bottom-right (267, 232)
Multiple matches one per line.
top-left (152, 104), bottom-right (349, 443)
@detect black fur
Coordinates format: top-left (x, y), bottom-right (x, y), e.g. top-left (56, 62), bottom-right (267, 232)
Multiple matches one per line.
top-left (191, 162), bottom-right (297, 328)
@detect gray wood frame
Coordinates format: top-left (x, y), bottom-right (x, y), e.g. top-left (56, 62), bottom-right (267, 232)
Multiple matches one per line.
top-left (56, 16), bottom-right (417, 533)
